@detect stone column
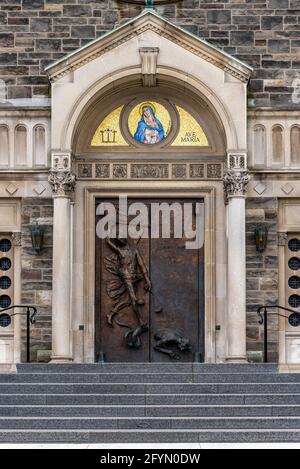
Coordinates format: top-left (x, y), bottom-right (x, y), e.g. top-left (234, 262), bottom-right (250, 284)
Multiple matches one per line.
top-left (48, 154), bottom-right (75, 362)
top-left (224, 166), bottom-right (250, 363)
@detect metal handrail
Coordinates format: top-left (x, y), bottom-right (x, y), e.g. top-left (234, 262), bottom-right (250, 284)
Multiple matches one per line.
top-left (257, 305), bottom-right (300, 363)
top-left (0, 305), bottom-right (38, 363)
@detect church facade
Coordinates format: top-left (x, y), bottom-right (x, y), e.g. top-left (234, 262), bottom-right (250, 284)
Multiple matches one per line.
top-left (0, 1), bottom-right (300, 370)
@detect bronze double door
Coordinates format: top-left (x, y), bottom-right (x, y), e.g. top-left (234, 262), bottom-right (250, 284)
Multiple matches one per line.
top-left (95, 198), bottom-right (205, 362)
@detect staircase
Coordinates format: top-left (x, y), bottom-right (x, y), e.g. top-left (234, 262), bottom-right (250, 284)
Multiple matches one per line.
top-left (0, 363), bottom-right (300, 443)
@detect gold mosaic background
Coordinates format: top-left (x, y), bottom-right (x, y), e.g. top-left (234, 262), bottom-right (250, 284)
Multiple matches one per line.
top-left (91, 106), bottom-right (128, 146)
top-left (91, 103), bottom-right (209, 148)
top-left (172, 106), bottom-right (209, 147)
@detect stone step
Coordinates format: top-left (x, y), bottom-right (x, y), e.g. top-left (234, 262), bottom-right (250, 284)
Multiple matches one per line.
top-left (3, 393), bottom-right (300, 406)
top-left (16, 363), bottom-right (278, 374)
top-left (0, 383), bottom-right (300, 394)
top-left (1, 416), bottom-right (300, 430)
top-left (0, 372), bottom-right (299, 383)
top-left (0, 405), bottom-right (299, 418)
top-left (0, 363), bottom-right (298, 443)
top-left (1, 429), bottom-right (300, 443)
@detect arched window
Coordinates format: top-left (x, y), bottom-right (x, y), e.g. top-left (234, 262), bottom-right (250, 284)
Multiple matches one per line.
top-left (291, 126), bottom-right (300, 165)
top-left (33, 125), bottom-right (46, 167)
top-left (14, 125), bottom-right (27, 167)
top-left (272, 125), bottom-right (284, 164)
top-left (0, 125), bottom-right (9, 167)
top-left (253, 125), bottom-right (266, 166)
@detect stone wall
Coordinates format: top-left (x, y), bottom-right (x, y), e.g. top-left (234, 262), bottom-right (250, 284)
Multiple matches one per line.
top-left (246, 197), bottom-right (279, 362)
top-left (21, 197), bottom-right (53, 362)
top-left (0, 0), bottom-right (299, 106)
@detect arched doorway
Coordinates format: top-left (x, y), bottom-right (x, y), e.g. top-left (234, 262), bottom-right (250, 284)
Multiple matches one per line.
top-left (47, 10), bottom-right (251, 363)
top-left (72, 79), bottom-right (226, 363)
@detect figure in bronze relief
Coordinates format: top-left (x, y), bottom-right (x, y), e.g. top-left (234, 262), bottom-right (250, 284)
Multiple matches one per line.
top-left (105, 236), bottom-right (151, 349)
top-left (153, 329), bottom-right (192, 360)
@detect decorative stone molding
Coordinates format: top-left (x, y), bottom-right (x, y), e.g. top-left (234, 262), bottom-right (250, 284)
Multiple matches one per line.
top-left (51, 152), bottom-right (72, 171)
top-left (190, 164), bottom-right (205, 179)
top-left (227, 152), bottom-right (247, 170)
top-left (78, 164), bottom-right (92, 179)
top-left (76, 161), bottom-right (223, 181)
top-left (139, 47), bottom-right (159, 87)
top-left (11, 232), bottom-right (22, 247)
top-left (131, 164), bottom-right (168, 179)
top-left (223, 170), bottom-right (250, 198)
top-left (207, 164), bottom-right (222, 179)
top-left (46, 12), bottom-right (252, 84)
top-left (113, 164), bottom-right (128, 179)
top-left (48, 169), bottom-right (76, 197)
top-left (172, 164), bottom-right (187, 179)
top-left (96, 164), bottom-right (110, 178)
top-left (278, 232), bottom-right (288, 247)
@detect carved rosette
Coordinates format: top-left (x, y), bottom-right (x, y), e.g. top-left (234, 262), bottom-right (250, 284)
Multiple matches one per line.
top-left (48, 169), bottom-right (76, 197)
top-left (223, 170), bottom-right (250, 198)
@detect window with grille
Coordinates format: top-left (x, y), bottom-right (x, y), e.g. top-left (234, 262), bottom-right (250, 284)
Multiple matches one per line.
top-left (0, 237), bottom-right (13, 327)
top-left (287, 235), bottom-right (300, 318)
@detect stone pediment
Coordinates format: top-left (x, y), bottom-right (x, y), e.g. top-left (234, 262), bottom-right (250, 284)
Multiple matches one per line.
top-left (45, 10), bottom-right (252, 84)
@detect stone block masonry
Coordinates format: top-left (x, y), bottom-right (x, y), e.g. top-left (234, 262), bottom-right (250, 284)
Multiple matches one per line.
top-left (246, 198), bottom-right (279, 362)
top-left (0, 0), bottom-right (299, 106)
top-left (21, 197), bottom-right (53, 362)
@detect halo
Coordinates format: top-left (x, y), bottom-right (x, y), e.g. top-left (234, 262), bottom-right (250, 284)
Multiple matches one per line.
top-left (139, 102), bottom-right (156, 116)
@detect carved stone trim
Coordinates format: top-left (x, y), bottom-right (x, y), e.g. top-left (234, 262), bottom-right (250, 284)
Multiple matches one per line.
top-left (51, 152), bottom-right (72, 171)
top-left (223, 169), bottom-right (250, 198)
top-left (46, 15), bottom-right (252, 84)
top-left (76, 162), bottom-right (223, 181)
top-left (11, 232), bottom-right (22, 247)
top-left (78, 163), bottom-right (93, 179)
top-left (172, 164), bottom-right (187, 179)
top-left (139, 47), bottom-right (159, 87)
top-left (131, 164), bottom-right (169, 179)
top-left (113, 164), bottom-right (128, 179)
top-left (96, 164), bottom-right (110, 179)
top-left (190, 164), bottom-right (205, 179)
top-left (227, 152), bottom-right (247, 170)
top-left (278, 232), bottom-right (288, 247)
top-left (48, 169), bottom-right (76, 197)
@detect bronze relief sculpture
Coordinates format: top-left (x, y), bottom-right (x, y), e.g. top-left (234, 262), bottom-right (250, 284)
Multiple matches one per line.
top-left (104, 236), bottom-right (151, 349)
top-left (104, 235), bottom-right (192, 359)
top-left (153, 330), bottom-right (192, 360)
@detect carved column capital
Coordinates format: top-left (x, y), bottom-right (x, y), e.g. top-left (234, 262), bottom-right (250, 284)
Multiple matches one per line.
top-left (48, 168), bottom-right (76, 197)
top-left (11, 232), bottom-right (22, 247)
top-left (223, 169), bottom-right (250, 198)
top-left (278, 232), bottom-right (288, 246)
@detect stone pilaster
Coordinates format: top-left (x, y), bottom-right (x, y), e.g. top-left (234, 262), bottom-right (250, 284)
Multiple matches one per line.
top-left (48, 152), bottom-right (75, 362)
top-left (278, 231), bottom-right (288, 366)
top-left (224, 164), bottom-right (250, 363)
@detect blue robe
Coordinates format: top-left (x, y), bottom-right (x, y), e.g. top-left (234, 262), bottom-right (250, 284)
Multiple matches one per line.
top-left (134, 112), bottom-right (165, 144)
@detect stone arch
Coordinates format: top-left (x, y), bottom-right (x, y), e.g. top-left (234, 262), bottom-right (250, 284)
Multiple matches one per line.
top-left (14, 124), bottom-right (27, 167)
top-left (271, 124), bottom-right (284, 165)
top-left (60, 67), bottom-right (237, 153)
top-left (290, 125), bottom-right (300, 165)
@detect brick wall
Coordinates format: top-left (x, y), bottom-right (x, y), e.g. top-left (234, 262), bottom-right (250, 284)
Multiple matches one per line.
top-left (246, 197), bottom-right (279, 362)
top-left (0, 0), bottom-right (299, 106)
top-left (21, 197), bottom-right (53, 362)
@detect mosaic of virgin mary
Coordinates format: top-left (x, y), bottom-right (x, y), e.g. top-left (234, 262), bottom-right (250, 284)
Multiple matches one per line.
top-left (134, 103), bottom-right (165, 145)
